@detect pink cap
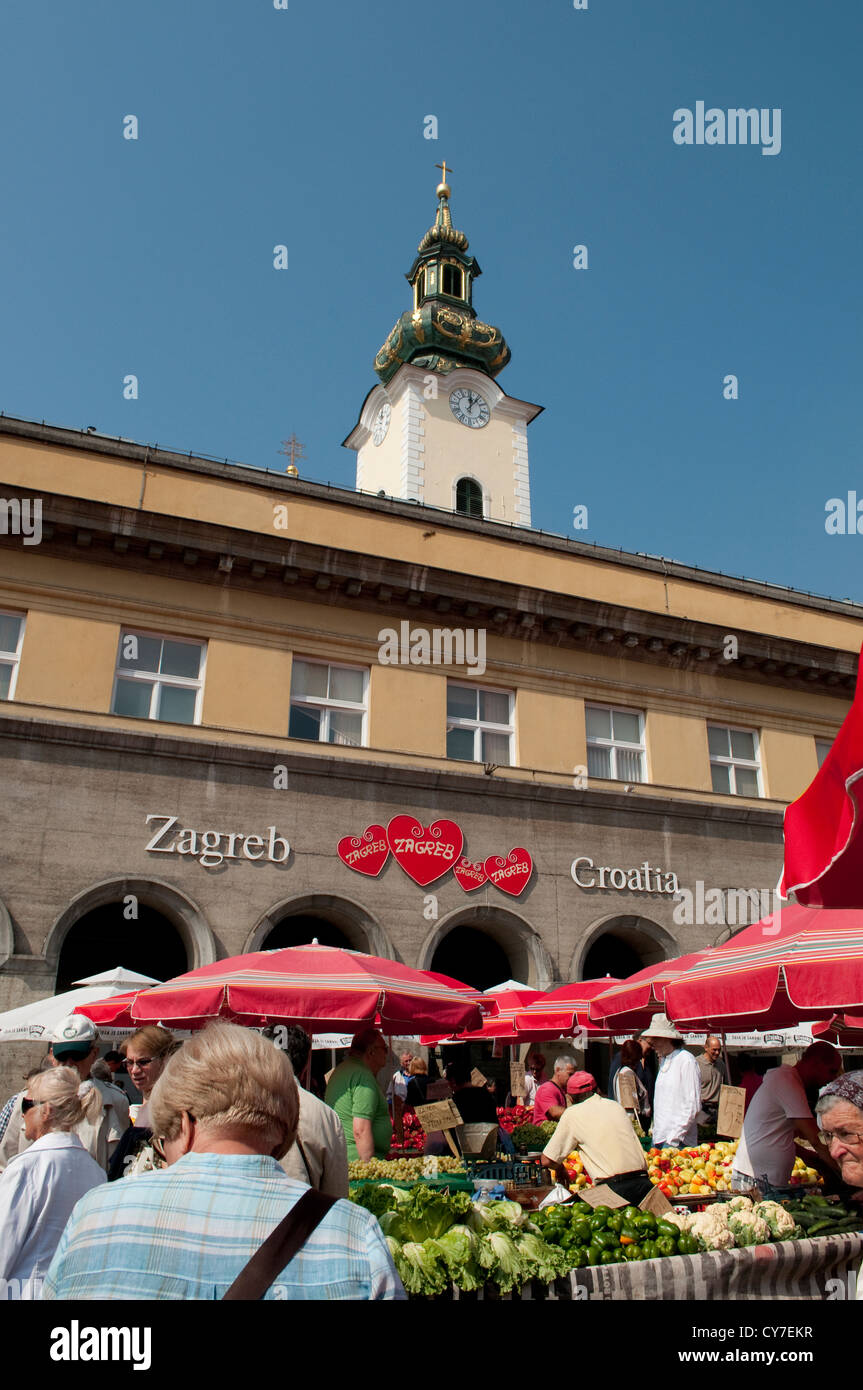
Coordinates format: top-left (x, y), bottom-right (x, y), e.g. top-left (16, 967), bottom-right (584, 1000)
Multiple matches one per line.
top-left (566, 1070), bottom-right (597, 1095)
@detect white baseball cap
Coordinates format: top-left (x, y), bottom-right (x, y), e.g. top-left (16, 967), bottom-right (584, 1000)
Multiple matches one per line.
top-left (51, 1014), bottom-right (98, 1054)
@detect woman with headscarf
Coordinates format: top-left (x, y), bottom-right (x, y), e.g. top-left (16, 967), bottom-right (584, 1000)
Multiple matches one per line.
top-left (0, 1067), bottom-right (105, 1298)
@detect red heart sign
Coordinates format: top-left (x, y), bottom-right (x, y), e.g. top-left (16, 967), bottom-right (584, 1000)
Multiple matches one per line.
top-left (386, 815), bottom-right (463, 887)
top-left (337, 825), bottom-right (390, 877)
top-left (454, 857), bottom-right (488, 892)
top-left (484, 848), bottom-right (533, 896)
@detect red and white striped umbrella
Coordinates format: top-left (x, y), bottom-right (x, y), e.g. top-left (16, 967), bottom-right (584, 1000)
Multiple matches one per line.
top-left (587, 954), bottom-right (714, 1031)
top-left (514, 978), bottom-right (622, 1038)
top-left (812, 1013), bottom-right (863, 1045)
top-left (420, 988), bottom-right (547, 1045)
top-left (780, 642), bottom-right (863, 907)
top-left (663, 904), bottom-right (863, 1031)
top-left (75, 943), bottom-right (488, 1036)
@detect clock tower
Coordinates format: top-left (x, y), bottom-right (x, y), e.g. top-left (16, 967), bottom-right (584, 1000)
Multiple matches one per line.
top-left (343, 169), bottom-right (542, 527)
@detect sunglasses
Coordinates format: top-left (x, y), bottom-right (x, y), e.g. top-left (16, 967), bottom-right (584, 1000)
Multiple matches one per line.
top-left (153, 1111), bottom-right (197, 1161)
top-left (21, 1098), bottom-right (46, 1113)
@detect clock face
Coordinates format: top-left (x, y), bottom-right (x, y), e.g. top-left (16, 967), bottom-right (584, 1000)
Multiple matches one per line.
top-left (372, 402), bottom-right (391, 446)
top-left (449, 388), bottom-right (490, 429)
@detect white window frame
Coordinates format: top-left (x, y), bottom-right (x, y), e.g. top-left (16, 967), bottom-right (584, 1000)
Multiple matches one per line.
top-left (288, 658), bottom-right (368, 747)
top-left (708, 722), bottom-right (762, 797)
top-left (111, 628), bottom-right (206, 726)
top-left (0, 610), bottom-right (26, 701)
top-left (585, 703), bottom-right (647, 783)
top-left (446, 682), bottom-right (514, 766)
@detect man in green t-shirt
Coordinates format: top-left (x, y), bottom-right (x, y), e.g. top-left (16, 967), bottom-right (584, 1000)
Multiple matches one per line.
top-left (325, 1029), bottom-right (392, 1162)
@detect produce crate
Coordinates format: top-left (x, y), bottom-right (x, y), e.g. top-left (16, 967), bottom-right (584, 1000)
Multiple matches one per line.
top-left (463, 1156), bottom-right (548, 1186)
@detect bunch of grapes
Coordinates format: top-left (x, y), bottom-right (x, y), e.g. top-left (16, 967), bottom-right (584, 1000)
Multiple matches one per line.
top-left (348, 1156), bottom-right (465, 1181)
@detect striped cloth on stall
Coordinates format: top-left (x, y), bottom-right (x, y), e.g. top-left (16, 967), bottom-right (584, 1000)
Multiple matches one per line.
top-left (441, 1235), bottom-right (863, 1301)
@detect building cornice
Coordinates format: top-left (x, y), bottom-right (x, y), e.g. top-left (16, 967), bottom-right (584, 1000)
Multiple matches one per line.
top-left (0, 471), bottom-right (856, 697)
top-left (1, 413), bottom-right (858, 618)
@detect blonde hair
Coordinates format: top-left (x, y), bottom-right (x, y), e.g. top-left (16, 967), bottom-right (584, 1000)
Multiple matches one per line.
top-left (122, 1025), bottom-right (175, 1059)
top-left (409, 1058), bottom-right (428, 1076)
top-left (150, 1022), bottom-right (299, 1151)
top-left (29, 1066), bottom-right (102, 1131)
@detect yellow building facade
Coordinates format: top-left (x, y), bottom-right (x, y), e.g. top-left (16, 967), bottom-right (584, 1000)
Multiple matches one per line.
top-left (0, 180), bottom-right (859, 1092)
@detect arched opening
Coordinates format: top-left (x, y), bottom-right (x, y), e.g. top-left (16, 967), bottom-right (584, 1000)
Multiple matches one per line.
top-left (455, 477), bottom-right (484, 519)
top-left (431, 926), bottom-right (512, 992)
top-left (55, 903), bottom-right (188, 993)
top-left (422, 906), bottom-right (554, 992)
top-left (258, 914), bottom-right (353, 951)
top-left (46, 879), bottom-right (216, 992)
top-left (576, 914), bottom-right (677, 982)
top-left (246, 894), bottom-right (389, 958)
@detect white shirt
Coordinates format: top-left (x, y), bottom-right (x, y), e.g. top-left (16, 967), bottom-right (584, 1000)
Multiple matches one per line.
top-left (734, 1065), bottom-right (811, 1186)
top-left (652, 1047), bottom-right (703, 1147)
top-left (280, 1085), bottom-right (349, 1198)
top-left (0, 1132), bottom-right (106, 1296)
top-left (386, 1070), bottom-right (408, 1105)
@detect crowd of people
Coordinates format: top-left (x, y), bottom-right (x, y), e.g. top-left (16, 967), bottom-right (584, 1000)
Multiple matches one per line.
top-left (0, 1008), bottom-right (860, 1301)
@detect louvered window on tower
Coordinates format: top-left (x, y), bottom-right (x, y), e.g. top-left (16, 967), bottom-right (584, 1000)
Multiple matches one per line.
top-left (456, 478), bottom-right (483, 518)
top-left (442, 264), bottom-right (462, 297)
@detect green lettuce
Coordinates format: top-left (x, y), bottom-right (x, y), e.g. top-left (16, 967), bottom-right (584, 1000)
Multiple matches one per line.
top-left (395, 1240), bottom-right (449, 1297)
top-left (478, 1230), bottom-right (527, 1293)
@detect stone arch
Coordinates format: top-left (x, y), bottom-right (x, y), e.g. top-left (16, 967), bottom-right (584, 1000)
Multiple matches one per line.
top-left (44, 878), bottom-right (217, 981)
top-left (245, 894), bottom-right (392, 959)
top-left (418, 904), bottom-right (555, 991)
top-left (571, 913), bottom-right (680, 983)
top-left (0, 894), bottom-right (13, 969)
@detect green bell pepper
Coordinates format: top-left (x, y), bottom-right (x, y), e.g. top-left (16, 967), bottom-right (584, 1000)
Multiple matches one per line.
top-left (606, 1211), bottom-right (625, 1234)
top-left (571, 1218), bottom-right (592, 1245)
top-left (655, 1235), bottom-right (677, 1258)
top-left (586, 1243), bottom-right (604, 1266)
top-left (677, 1233), bottom-right (699, 1256)
top-left (594, 1228), bottom-right (620, 1251)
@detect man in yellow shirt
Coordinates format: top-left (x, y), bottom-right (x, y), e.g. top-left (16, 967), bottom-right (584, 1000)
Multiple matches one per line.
top-left (540, 1071), bottom-right (652, 1204)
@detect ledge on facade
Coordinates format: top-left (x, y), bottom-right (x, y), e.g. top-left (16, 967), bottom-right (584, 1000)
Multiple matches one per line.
top-left (0, 710), bottom-right (785, 832)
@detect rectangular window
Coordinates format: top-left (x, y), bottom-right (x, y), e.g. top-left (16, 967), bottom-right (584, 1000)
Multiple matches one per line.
top-left (815, 738), bottom-right (833, 769)
top-left (708, 723), bottom-right (761, 796)
top-left (112, 630), bottom-right (205, 725)
top-left (446, 683), bottom-right (513, 765)
top-left (0, 612), bottom-right (25, 701)
top-left (585, 704), bottom-right (646, 782)
top-left (288, 659), bottom-right (367, 747)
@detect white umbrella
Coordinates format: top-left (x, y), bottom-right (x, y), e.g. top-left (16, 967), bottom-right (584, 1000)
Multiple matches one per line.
top-left (72, 967), bottom-right (160, 990)
top-left (0, 968), bottom-right (162, 1043)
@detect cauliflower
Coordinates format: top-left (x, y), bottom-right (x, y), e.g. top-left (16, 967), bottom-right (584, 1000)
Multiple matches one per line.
top-left (662, 1211), bottom-right (693, 1233)
top-left (728, 1211), bottom-right (770, 1247)
top-left (689, 1209), bottom-right (735, 1252)
top-left (726, 1195), bottom-right (753, 1214)
top-left (753, 1201), bottom-right (796, 1240)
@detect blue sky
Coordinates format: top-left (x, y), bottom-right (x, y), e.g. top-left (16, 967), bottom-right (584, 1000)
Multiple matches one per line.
top-left (2, 0), bottom-right (861, 601)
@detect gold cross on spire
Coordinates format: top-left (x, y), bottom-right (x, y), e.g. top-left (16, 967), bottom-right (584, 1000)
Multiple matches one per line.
top-left (435, 160), bottom-right (452, 192)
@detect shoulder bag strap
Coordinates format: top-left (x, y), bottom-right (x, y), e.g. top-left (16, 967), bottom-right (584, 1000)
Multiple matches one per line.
top-left (294, 1137), bottom-right (314, 1187)
top-left (222, 1189), bottom-right (338, 1301)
